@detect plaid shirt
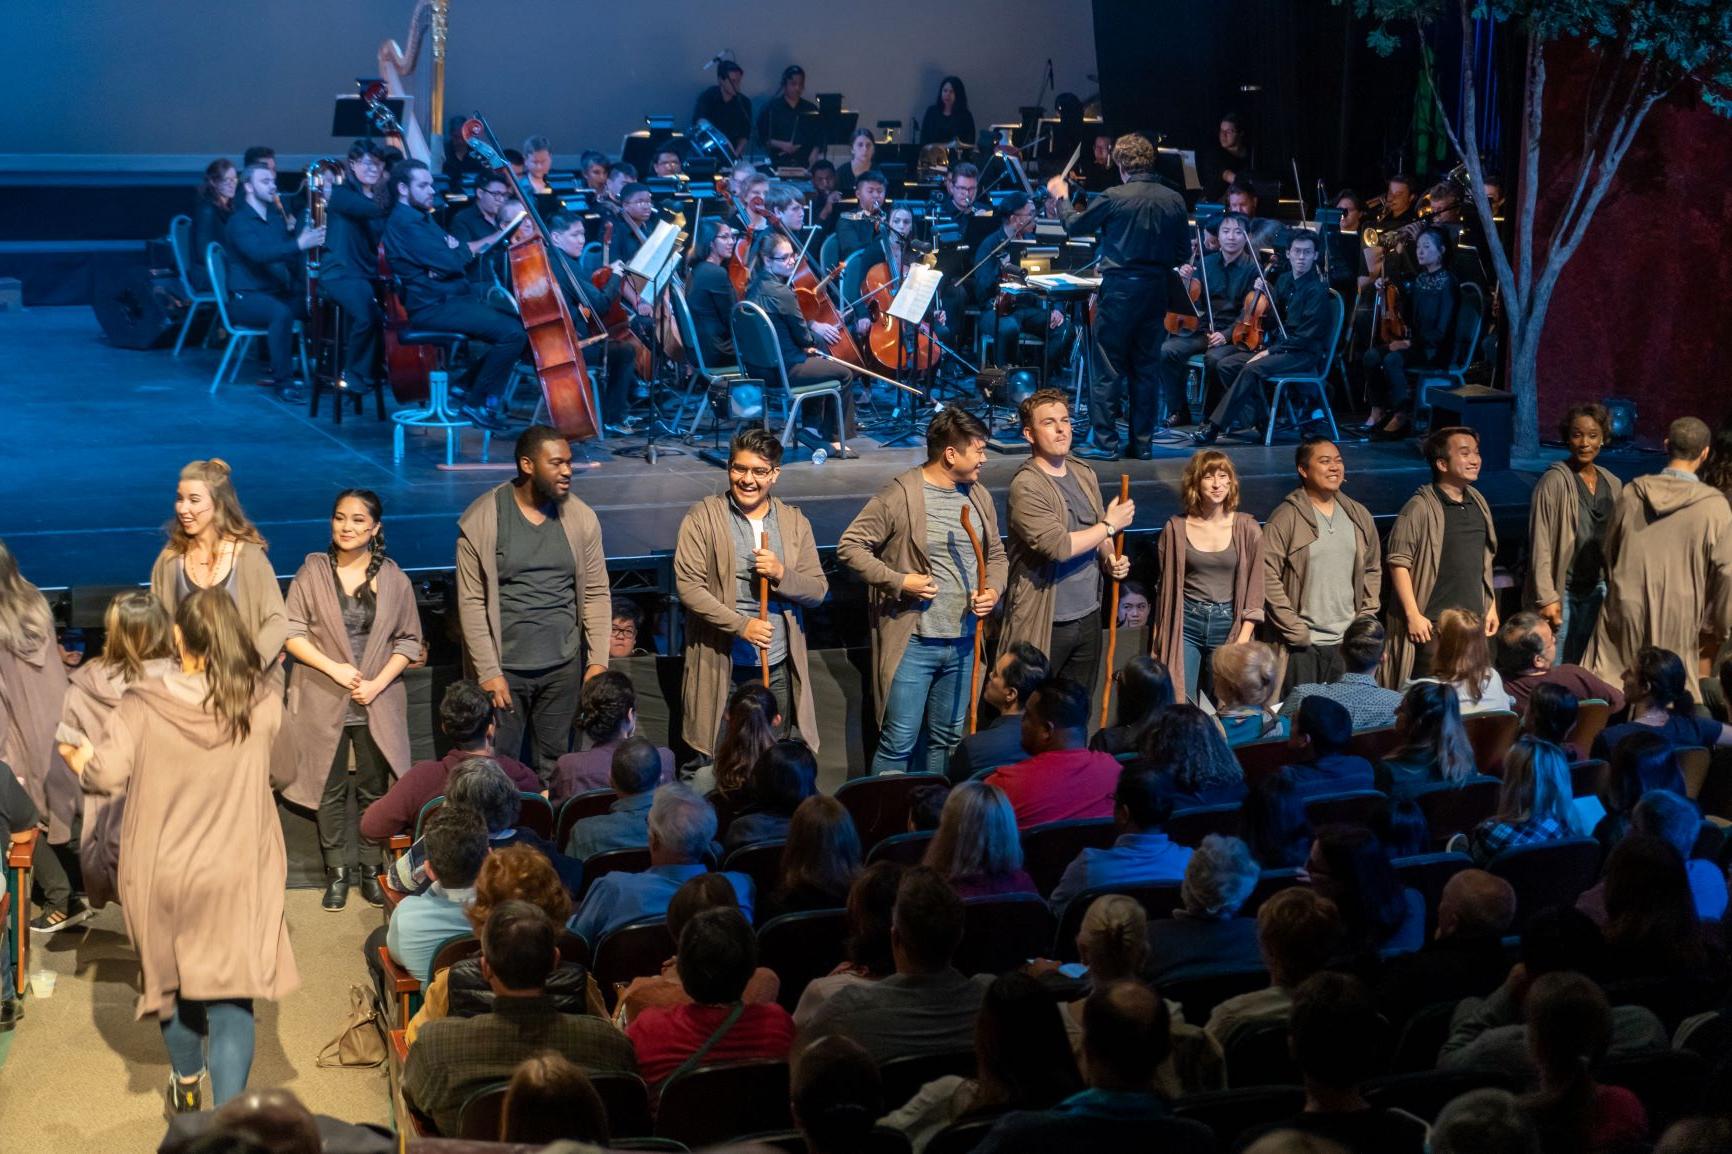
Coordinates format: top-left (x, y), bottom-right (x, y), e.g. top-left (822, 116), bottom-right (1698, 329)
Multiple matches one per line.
top-left (1279, 672), bottom-right (1403, 732)
top-left (1468, 817), bottom-right (1570, 867)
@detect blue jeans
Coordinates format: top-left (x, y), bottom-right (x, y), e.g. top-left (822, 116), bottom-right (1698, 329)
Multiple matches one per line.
top-left (872, 635), bottom-right (974, 775)
top-left (1182, 599), bottom-right (1236, 704)
top-left (1557, 583), bottom-right (1605, 667)
top-left (160, 997), bottom-right (255, 1105)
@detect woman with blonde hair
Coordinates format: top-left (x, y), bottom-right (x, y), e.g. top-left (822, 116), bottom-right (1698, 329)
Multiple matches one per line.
top-left (1211, 641), bottom-right (1285, 746)
top-left (923, 781), bottom-right (1036, 898)
top-left (1416, 608), bottom-right (1512, 714)
top-left (68, 588), bottom-right (296, 1112)
top-left (55, 590), bottom-right (176, 911)
top-left (1154, 451), bottom-right (1264, 702)
top-left (1464, 737), bottom-right (1581, 865)
top-left (150, 458), bottom-right (286, 665)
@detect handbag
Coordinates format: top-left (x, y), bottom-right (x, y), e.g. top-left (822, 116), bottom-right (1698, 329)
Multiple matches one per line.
top-left (316, 983), bottom-right (387, 1068)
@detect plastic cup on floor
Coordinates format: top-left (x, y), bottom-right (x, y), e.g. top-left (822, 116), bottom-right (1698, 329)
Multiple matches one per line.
top-left (31, 970), bottom-right (56, 998)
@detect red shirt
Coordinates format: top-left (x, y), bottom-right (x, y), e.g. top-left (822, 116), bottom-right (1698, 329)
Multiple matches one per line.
top-left (986, 748), bottom-right (1121, 828)
top-left (359, 748), bottom-right (540, 841)
top-left (626, 1001), bottom-right (795, 1086)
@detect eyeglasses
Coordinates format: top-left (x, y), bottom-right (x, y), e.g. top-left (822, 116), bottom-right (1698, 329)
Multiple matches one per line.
top-left (610, 624), bottom-right (637, 639)
top-left (729, 464), bottom-right (775, 479)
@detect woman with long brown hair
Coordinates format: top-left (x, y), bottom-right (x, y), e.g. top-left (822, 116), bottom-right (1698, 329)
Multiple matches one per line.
top-left (190, 158), bottom-right (237, 291)
top-left (1416, 608), bottom-right (1512, 714)
top-left (272, 490), bottom-right (422, 911)
top-left (68, 589), bottom-right (298, 1112)
top-left (149, 459), bottom-right (286, 666)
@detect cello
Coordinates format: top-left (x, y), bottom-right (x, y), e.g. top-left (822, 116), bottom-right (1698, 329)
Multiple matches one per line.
top-left (591, 220), bottom-right (655, 381)
top-left (771, 217), bottom-right (866, 367)
top-left (858, 232), bottom-right (937, 374)
top-left (459, 116), bottom-right (600, 440)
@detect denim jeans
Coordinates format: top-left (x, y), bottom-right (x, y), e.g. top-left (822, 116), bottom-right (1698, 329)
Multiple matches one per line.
top-left (1182, 599), bottom-right (1236, 704)
top-left (872, 635), bottom-right (974, 775)
top-left (161, 997), bottom-right (256, 1105)
top-left (1558, 583), bottom-right (1605, 667)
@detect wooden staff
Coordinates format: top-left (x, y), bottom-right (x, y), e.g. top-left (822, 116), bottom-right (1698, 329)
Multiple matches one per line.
top-left (1100, 473), bottom-right (1130, 729)
top-left (959, 503), bottom-right (987, 736)
top-left (758, 529), bottom-right (771, 687)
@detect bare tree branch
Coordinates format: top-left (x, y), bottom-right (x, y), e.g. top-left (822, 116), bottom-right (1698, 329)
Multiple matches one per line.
top-left (1518, 34), bottom-right (1545, 316)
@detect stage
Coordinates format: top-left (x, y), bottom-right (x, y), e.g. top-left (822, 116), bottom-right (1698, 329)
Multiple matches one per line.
top-left (5, 305), bottom-right (1574, 595)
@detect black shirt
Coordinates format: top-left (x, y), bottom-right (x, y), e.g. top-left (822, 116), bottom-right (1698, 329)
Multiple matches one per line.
top-left (1424, 484), bottom-right (1489, 618)
top-left (1189, 250), bottom-right (1258, 335)
top-left (449, 204), bottom-right (511, 289)
top-left (223, 202), bottom-right (301, 294)
top-left (694, 86), bottom-right (753, 149)
top-left (441, 148), bottom-right (489, 193)
top-left (1566, 472), bottom-right (1614, 594)
top-left (1400, 267), bottom-right (1458, 364)
top-left (756, 96), bottom-right (816, 154)
top-left (919, 105), bottom-right (976, 147)
top-left (685, 261), bottom-right (738, 367)
top-left (320, 183), bottom-right (389, 282)
top-left (745, 277), bottom-right (813, 368)
top-left (190, 197), bottom-right (231, 291)
top-left (835, 211), bottom-right (885, 260)
top-left (382, 201), bottom-right (476, 314)
top-left (970, 227), bottom-right (1021, 302)
top-left (1268, 271), bottom-right (1335, 359)
top-left (1056, 173), bottom-right (1188, 276)
top-left (495, 485), bottom-right (577, 670)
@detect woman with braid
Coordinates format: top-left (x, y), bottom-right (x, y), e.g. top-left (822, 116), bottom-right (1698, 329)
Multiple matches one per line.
top-left (271, 490), bottom-right (423, 911)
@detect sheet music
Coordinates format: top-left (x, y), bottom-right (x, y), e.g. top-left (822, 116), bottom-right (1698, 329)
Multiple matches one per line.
top-left (626, 219), bottom-right (683, 294)
top-left (888, 263), bottom-right (944, 324)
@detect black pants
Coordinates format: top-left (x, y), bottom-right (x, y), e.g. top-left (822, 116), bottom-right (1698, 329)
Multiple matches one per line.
top-left (1208, 351), bottom-right (1320, 432)
top-left (495, 656), bottom-right (583, 785)
top-left (227, 289), bottom-right (308, 382)
top-left (1282, 642), bottom-right (1345, 696)
top-left (1362, 346), bottom-right (1442, 413)
top-left (411, 297), bottom-right (528, 407)
top-left (1091, 273), bottom-right (1169, 454)
top-left (319, 276), bottom-right (382, 386)
top-left (1049, 608), bottom-right (1104, 699)
top-left (589, 340), bottom-right (638, 424)
top-left (32, 810), bottom-right (83, 913)
top-left (993, 305), bottom-right (1072, 371)
top-left (731, 659), bottom-right (796, 742)
top-left (318, 725), bottom-right (392, 871)
top-left (784, 358), bottom-right (858, 439)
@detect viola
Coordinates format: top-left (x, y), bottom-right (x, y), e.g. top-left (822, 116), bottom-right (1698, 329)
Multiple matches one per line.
top-left (1165, 273), bottom-right (1203, 335)
top-left (1377, 279), bottom-right (1409, 345)
top-left (1230, 282), bottom-right (1272, 352)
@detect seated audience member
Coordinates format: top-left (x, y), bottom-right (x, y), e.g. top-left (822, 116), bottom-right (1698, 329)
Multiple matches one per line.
top-left (1369, 795), bottom-right (1430, 859)
top-left (361, 680), bottom-right (538, 841)
top-left (1374, 682), bottom-right (1477, 798)
top-left (1376, 869), bottom-right (1517, 1025)
top-left (625, 907), bottom-right (796, 1087)
top-left (923, 781), bottom-right (1038, 898)
top-left (553, 671), bottom-right (674, 799)
top-left (1147, 835), bottom-right (1263, 982)
top-left (1307, 825), bottom-right (1425, 956)
top-left (614, 873), bottom-right (780, 1027)
top-left (1206, 887), bottom-right (1343, 1055)
top-left (724, 738), bottom-right (818, 853)
top-left (802, 866), bottom-right (994, 1062)
top-left (569, 783), bottom-right (753, 943)
top-left (1465, 738), bottom-right (1581, 866)
top-left (1593, 646), bottom-right (1732, 760)
top-left (1279, 617), bottom-right (1403, 731)
top-left (985, 679), bottom-right (1121, 827)
top-left (794, 1036), bottom-right (888, 1154)
top-left (391, 757), bottom-right (584, 896)
top-left (1579, 789), bottom-right (1725, 924)
top-left (1089, 655), bottom-right (1176, 756)
top-left (608, 594), bottom-right (653, 658)
top-left (694, 681), bottom-right (781, 799)
top-left (950, 642), bottom-right (1050, 782)
top-left (1591, 730), bottom-right (1685, 852)
top-left (1521, 682), bottom-right (1582, 763)
top-left (759, 795), bottom-right (862, 921)
top-left (908, 783), bottom-right (950, 832)
top-left (1413, 608), bottom-right (1513, 714)
top-left (1428, 1088), bottom-right (1542, 1154)
top-left (794, 861), bottom-right (903, 1027)
top-left (386, 806), bottom-right (488, 982)
top-left (1241, 774), bottom-right (1314, 870)
top-left (1597, 834), bottom-right (1726, 989)
top-left (1498, 611), bottom-right (1624, 716)
top-left (1282, 698), bottom-right (1375, 797)
top-left (499, 1052), bottom-right (609, 1146)
top-left (1141, 703), bottom-right (1249, 809)
top-left (1050, 763), bottom-right (1192, 914)
top-left (565, 736), bottom-right (663, 860)
top-left (1232, 973), bottom-right (1427, 1154)
top-left (882, 971), bottom-right (1085, 1152)
top-left (1213, 642), bottom-right (1286, 746)
top-left (974, 981), bottom-right (1216, 1154)
top-left (1518, 973), bottom-right (1649, 1154)
top-left (1048, 895), bottom-right (1152, 1051)
top-left (403, 901), bottom-right (637, 1136)
top-left (1656, 1118), bottom-right (1732, 1154)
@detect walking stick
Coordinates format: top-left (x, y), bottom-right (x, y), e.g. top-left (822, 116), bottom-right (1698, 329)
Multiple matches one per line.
top-left (758, 530), bottom-right (771, 688)
top-left (1100, 474), bottom-right (1130, 729)
top-left (959, 504), bottom-right (988, 736)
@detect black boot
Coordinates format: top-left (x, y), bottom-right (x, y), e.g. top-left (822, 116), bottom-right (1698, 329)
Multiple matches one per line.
top-left (321, 867), bottom-right (352, 912)
top-left (359, 870), bottom-right (384, 908)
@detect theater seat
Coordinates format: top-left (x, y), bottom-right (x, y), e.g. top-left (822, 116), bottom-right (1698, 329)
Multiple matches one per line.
top-left (1019, 818), bottom-right (1117, 896)
top-left (836, 773), bottom-right (949, 850)
top-left (1485, 837), bottom-right (1601, 930)
top-left (1173, 1086), bottom-right (1306, 1147)
top-left (654, 1059), bottom-right (792, 1147)
top-left (955, 894), bottom-right (1056, 976)
top-left (756, 908), bottom-right (848, 1011)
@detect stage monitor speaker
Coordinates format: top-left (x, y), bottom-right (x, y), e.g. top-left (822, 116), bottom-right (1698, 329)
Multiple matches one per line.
top-left (91, 260), bottom-right (187, 350)
top-left (1429, 384), bottom-right (1514, 473)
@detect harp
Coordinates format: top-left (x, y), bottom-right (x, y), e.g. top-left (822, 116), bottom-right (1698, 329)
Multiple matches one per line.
top-left (375, 0), bottom-right (445, 164)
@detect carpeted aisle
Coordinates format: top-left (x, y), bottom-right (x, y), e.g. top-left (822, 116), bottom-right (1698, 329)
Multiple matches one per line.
top-left (0, 890), bottom-right (393, 1153)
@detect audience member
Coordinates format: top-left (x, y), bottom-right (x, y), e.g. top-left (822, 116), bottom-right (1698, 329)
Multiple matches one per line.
top-left (950, 642), bottom-right (1050, 782)
top-left (1374, 682), bottom-right (1477, 798)
top-left (1089, 655), bottom-right (1176, 756)
top-left (613, 872), bottom-right (780, 1027)
top-left (625, 906), bottom-right (796, 1087)
top-left (552, 671), bottom-right (674, 798)
top-left (1590, 729), bottom-right (1684, 853)
top-left (499, 1052), bottom-right (609, 1145)
top-left (1206, 887), bottom-right (1342, 1054)
top-left (1518, 972), bottom-right (1649, 1154)
top-left (1375, 869), bottom-right (1516, 1026)
top-left (386, 805), bottom-right (488, 982)
top-left (907, 783), bottom-right (950, 832)
top-left (985, 678), bottom-right (1121, 826)
top-left (923, 781), bottom-right (1037, 898)
top-left (1428, 1087), bottom-right (1541, 1154)
top-left (1498, 612), bottom-right (1623, 716)
top-left (1415, 608), bottom-right (1512, 713)
top-left (1241, 773), bottom-right (1314, 870)
top-left (1213, 642), bottom-right (1286, 745)
top-left (794, 1035), bottom-right (888, 1154)
top-left (1369, 794), bottom-right (1430, 858)
top-left (795, 861), bottom-right (904, 1027)
top-left (569, 783), bottom-right (753, 943)
top-left (1520, 682), bottom-right (1582, 762)
top-left (1307, 825), bottom-right (1425, 955)
top-left (802, 867), bottom-right (993, 1062)
top-left (1281, 698), bottom-right (1375, 797)
top-left (390, 756), bottom-right (583, 896)
top-left (1147, 835), bottom-right (1263, 982)
top-left (1140, 703), bottom-right (1249, 809)
top-left (1656, 1118), bottom-right (1732, 1154)
top-left (1591, 646), bottom-right (1732, 760)
top-left (196, 1089), bottom-right (323, 1154)
top-left (1580, 789), bottom-right (1725, 923)
top-left (1464, 738), bottom-right (1581, 866)
top-left (403, 901), bottom-right (636, 1136)
top-left (725, 738), bottom-right (819, 852)
top-left (1279, 617), bottom-right (1403, 731)
top-left (1049, 762), bottom-right (1190, 913)
top-left (1598, 834), bottom-right (1724, 987)
top-left (696, 681), bottom-right (781, 798)
top-left (760, 795), bottom-right (862, 921)
top-left (564, 736), bottom-right (663, 859)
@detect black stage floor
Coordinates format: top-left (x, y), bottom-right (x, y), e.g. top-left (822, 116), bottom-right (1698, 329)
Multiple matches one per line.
top-left (5, 306), bottom-right (1571, 591)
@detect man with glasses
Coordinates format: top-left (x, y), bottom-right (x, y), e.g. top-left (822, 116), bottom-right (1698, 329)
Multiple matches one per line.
top-left (744, 232), bottom-right (857, 456)
top-left (546, 211), bottom-right (642, 434)
top-left (451, 171), bottom-right (519, 293)
top-left (674, 429), bottom-right (828, 757)
top-left (973, 192), bottom-right (1071, 371)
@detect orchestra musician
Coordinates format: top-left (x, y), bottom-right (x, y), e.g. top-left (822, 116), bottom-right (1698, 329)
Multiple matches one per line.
top-left (764, 182), bottom-right (816, 255)
top-left (191, 158), bottom-right (237, 293)
top-left (756, 65), bottom-right (816, 164)
top-left (598, 162), bottom-right (638, 221)
top-left (223, 162), bottom-right (325, 402)
top-left (733, 172), bottom-right (772, 238)
top-left (919, 76), bottom-right (976, 148)
top-left (1201, 112), bottom-right (1253, 197)
top-left (381, 160), bottom-right (528, 432)
top-left (611, 183), bottom-right (658, 280)
top-left (1357, 225), bottom-right (1459, 441)
top-left (1045, 133), bottom-right (1190, 461)
top-left (693, 59), bottom-right (752, 156)
top-left (849, 203), bottom-right (951, 348)
top-left (522, 136), bottom-right (555, 196)
top-left (744, 231), bottom-right (858, 457)
top-left (684, 218), bottom-right (741, 369)
top-left (973, 193), bottom-right (1071, 371)
top-left (837, 129), bottom-right (876, 196)
top-left (808, 161), bottom-right (842, 236)
top-left (1154, 211), bottom-right (1259, 427)
top-left (934, 163), bottom-right (987, 329)
top-left (579, 151), bottom-right (610, 196)
top-left (1322, 190), bottom-right (1370, 305)
top-left (1224, 183), bottom-right (1287, 255)
top-left (547, 212), bottom-right (643, 435)
top-left (441, 115), bottom-right (489, 190)
top-left (652, 147), bottom-right (684, 178)
top-left (448, 171), bottom-right (519, 297)
top-left (316, 139), bottom-right (392, 393)
top-left (834, 170), bottom-right (888, 260)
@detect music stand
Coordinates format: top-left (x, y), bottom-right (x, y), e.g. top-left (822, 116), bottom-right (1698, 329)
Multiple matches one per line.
top-left (873, 264), bottom-right (945, 447)
top-left (613, 217), bottom-right (689, 464)
top-left (331, 94), bottom-right (407, 138)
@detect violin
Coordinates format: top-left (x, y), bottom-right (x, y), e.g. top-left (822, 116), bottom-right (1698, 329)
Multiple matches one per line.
top-left (1376, 279), bottom-right (1409, 344)
top-left (591, 220), bottom-right (655, 381)
top-left (1165, 239), bottom-right (1205, 335)
top-left (727, 190), bottom-right (767, 297)
top-left (860, 244), bottom-right (938, 374)
top-left (1230, 281), bottom-right (1272, 352)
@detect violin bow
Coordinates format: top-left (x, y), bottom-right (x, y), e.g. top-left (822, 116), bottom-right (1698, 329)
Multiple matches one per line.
top-left (1101, 473), bottom-right (1129, 730)
top-left (959, 504), bottom-right (988, 737)
top-left (758, 529), bottom-right (771, 688)
top-left (1244, 239), bottom-right (1292, 342)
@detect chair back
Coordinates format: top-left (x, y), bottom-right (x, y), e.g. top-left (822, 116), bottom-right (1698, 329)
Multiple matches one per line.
top-left (590, 917), bottom-right (676, 1004)
top-left (1166, 803), bottom-right (1243, 847)
top-left (206, 243), bottom-right (243, 332)
top-left (1486, 837), bottom-right (1602, 930)
top-left (866, 829), bottom-right (935, 867)
top-left (579, 847), bottom-right (654, 899)
top-left (730, 300), bottom-right (788, 391)
top-left (1346, 724), bottom-right (1403, 762)
top-left (1224, 1018), bottom-right (1301, 1088)
top-left (1161, 965), bottom-right (1270, 1023)
top-left (1391, 1000), bottom-right (1461, 1071)
top-left (455, 1081), bottom-right (510, 1140)
top-left (1447, 281), bottom-right (1485, 373)
top-left (1569, 758), bottom-right (1606, 798)
top-left (1019, 818), bottom-right (1117, 897)
top-left (654, 1059), bottom-right (793, 1147)
top-left (169, 215), bottom-right (203, 298)
top-left (1464, 710), bottom-right (1521, 774)
top-left (1412, 777), bottom-right (1501, 846)
top-left (835, 773), bottom-right (949, 850)
top-left (429, 933), bottom-right (482, 978)
top-left (414, 795), bottom-right (446, 840)
top-left (955, 894), bottom-right (1057, 976)
top-left (672, 285), bottom-right (727, 378)
top-left (1053, 881), bottom-right (1184, 961)
top-left (1172, 1086), bottom-right (1306, 1146)
top-left (1317, 289), bottom-right (1346, 370)
top-left (879, 1050), bottom-right (977, 1111)
top-left (1391, 852), bottom-right (1473, 939)
top-left (818, 232), bottom-right (840, 278)
top-left (722, 839), bottom-right (787, 901)
top-left (588, 1070), bottom-right (655, 1138)
top-left (1569, 698), bottom-right (1612, 757)
top-left (1364, 1068), bottom-right (1520, 1123)
top-left (839, 248), bottom-right (875, 308)
top-left (555, 930), bottom-right (592, 969)
top-left (756, 908), bottom-right (848, 1010)
top-left (924, 1114), bottom-right (1007, 1154)
top-left (517, 792), bottom-right (556, 839)
top-left (1303, 789), bottom-right (1386, 829)
top-left (1239, 867), bottom-right (1305, 918)
top-left (556, 789), bottom-right (619, 848)
top-left (1677, 745), bottom-right (1712, 799)
top-left (1234, 738), bottom-right (1294, 786)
